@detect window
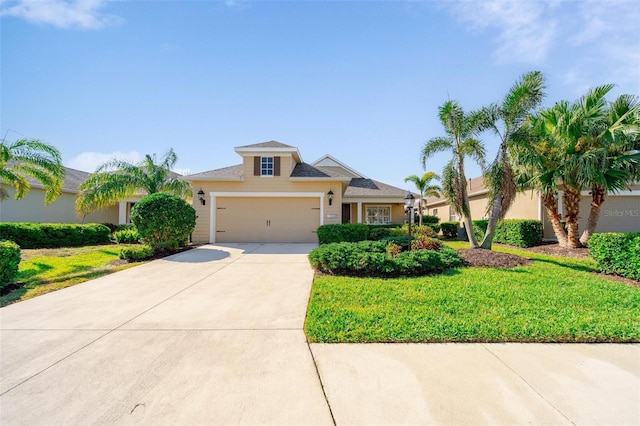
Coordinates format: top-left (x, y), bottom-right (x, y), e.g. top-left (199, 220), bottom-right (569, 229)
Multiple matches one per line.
top-left (432, 208), bottom-right (438, 216)
top-left (261, 156), bottom-right (274, 176)
top-left (449, 210), bottom-right (458, 222)
top-left (366, 206), bottom-right (391, 224)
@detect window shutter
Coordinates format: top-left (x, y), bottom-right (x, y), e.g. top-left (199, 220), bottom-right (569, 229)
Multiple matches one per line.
top-left (274, 156), bottom-right (281, 176)
top-left (254, 156), bottom-right (260, 176)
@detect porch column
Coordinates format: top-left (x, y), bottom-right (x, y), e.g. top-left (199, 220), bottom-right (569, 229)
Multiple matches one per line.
top-left (118, 201), bottom-right (127, 224)
top-left (357, 202), bottom-right (362, 224)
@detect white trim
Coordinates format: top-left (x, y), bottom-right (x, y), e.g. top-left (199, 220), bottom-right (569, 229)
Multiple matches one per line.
top-left (364, 204), bottom-right (392, 225)
top-left (357, 202), bottom-right (362, 224)
top-left (208, 191), bottom-right (325, 243)
top-left (343, 197), bottom-right (406, 203)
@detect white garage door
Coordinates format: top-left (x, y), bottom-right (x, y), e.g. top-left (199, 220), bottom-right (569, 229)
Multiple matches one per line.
top-left (215, 197), bottom-right (320, 243)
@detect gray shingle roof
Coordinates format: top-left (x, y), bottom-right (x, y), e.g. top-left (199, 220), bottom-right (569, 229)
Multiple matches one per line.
top-left (184, 164), bottom-right (243, 180)
top-left (290, 163), bottom-right (331, 178)
top-left (344, 178), bottom-right (408, 197)
top-left (235, 141), bottom-right (294, 149)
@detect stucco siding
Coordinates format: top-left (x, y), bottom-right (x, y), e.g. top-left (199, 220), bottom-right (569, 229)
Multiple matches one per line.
top-left (0, 186), bottom-right (118, 224)
top-left (577, 195), bottom-right (640, 234)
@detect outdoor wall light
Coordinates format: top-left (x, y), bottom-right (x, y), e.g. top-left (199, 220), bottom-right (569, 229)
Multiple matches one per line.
top-left (197, 189), bottom-right (206, 206)
top-left (328, 189), bottom-right (334, 206)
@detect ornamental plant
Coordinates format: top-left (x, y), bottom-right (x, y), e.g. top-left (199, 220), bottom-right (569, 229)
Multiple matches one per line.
top-left (130, 192), bottom-right (196, 252)
top-left (0, 240), bottom-right (21, 289)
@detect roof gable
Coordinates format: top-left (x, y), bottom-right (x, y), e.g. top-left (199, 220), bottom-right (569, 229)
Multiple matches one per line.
top-left (311, 154), bottom-right (367, 178)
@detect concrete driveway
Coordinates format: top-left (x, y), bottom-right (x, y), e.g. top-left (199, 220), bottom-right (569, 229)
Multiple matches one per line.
top-left (1, 243), bottom-right (333, 425)
top-left (1, 243), bottom-right (639, 425)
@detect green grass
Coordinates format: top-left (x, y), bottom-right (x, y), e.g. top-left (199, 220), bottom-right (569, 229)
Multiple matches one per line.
top-left (1, 245), bottom-right (142, 307)
top-left (305, 244), bottom-right (640, 343)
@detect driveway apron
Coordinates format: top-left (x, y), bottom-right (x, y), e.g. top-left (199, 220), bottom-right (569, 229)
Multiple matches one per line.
top-left (0, 243), bottom-right (333, 425)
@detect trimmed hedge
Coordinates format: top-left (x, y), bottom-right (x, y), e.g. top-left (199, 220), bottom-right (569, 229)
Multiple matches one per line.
top-left (421, 215), bottom-right (440, 225)
top-left (316, 224), bottom-right (368, 244)
top-left (308, 240), bottom-right (462, 277)
top-left (0, 223), bottom-right (111, 249)
top-left (441, 222), bottom-right (459, 239)
top-left (0, 240), bottom-right (21, 289)
top-left (589, 233), bottom-right (640, 281)
top-left (494, 219), bottom-right (543, 248)
top-left (119, 244), bottom-right (154, 261)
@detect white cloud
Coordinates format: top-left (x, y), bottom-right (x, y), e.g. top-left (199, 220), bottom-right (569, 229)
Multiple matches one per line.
top-left (0, 0), bottom-right (122, 29)
top-left (66, 151), bottom-right (143, 172)
top-left (447, 1), bottom-right (557, 65)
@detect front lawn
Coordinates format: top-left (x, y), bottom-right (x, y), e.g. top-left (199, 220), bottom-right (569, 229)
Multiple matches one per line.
top-left (1, 245), bottom-right (141, 307)
top-left (305, 243), bottom-right (640, 343)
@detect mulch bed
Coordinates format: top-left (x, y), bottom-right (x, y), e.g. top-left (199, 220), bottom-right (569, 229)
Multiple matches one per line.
top-left (109, 244), bottom-right (199, 266)
top-left (457, 248), bottom-right (532, 269)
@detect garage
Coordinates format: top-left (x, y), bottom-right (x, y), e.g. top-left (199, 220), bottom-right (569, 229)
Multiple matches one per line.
top-left (214, 195), bottom-right (321, 243)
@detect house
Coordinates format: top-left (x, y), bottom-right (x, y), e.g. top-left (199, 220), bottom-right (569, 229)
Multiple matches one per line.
top-left (424, 176), bottom-right (640, 239)
top-left (184, 141), bottom-right (409, 243)
top-left (0, 166), bottom-right (144, 225)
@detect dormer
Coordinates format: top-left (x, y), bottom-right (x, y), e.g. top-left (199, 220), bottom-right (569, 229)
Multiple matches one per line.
top-left (234, 141), bottom-right (303, 179)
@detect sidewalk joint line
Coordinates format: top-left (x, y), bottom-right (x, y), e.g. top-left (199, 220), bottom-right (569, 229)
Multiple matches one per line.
top-left (482, 344), bottom-right (576, 426)
top-left (307, 341), bottom-right (337, 426)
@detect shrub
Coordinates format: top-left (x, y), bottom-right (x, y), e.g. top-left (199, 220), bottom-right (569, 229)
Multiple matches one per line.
top-left (119, 244), bottom-right (154, 261)
top-left (308, 240), bottom-right (462, 277)
top-left (589, 233), bottom-right (640, 281)
top-left (114, 229), bottom-right (140, 244)
top-left (0, 240), bottom-right (21, 289)
top-left (115, 223), bottom-right (136, 232)
top-left (317, 224), bottom-right (369, 244)
top-left (101, 223), bottom-right (118, 233)
top-left (421, 215), bottom-right (440, 225)
top-left (494, 219), bottom-right (543, 248)
top-left (388, 224), bottom-right (437, 238)
top-left (386, 242), bottom-right (402, 258)
top-left (411, 236), bottom-right (442, 251)
top-left (0, 223), bottom-right (111, 249)
top-left (381, 236), bottom-right (412, 251)
top-left (131, 193), bottom-right (196, 252)
top-left (368, 227), bottom-right (391, 240)
top-left (441, 222), bottom-right (459, 239)
top-left (461, 219), bottom-right (488, 243)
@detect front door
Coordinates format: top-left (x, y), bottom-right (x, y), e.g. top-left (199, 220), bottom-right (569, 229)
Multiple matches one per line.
top-left (342, 203), bottom-right (351, 224)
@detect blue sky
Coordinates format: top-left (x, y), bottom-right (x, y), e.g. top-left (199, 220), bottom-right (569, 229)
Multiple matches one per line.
top-left (2, 0), bottom-right (639, 192)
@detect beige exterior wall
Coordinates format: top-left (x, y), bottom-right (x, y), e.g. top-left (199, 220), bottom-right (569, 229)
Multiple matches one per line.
top-left (576, 194), bottom-right (640, 234)
top-left (0, 185), bottom-right (118, 224)
top-left (190, 177), bottom-right (343, 243)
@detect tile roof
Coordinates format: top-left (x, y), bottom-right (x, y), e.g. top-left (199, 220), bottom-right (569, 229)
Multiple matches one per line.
top-left (344, 178), bottom-right (408, 197)
top-left (184, 164), bottom-right (243, 180)
top-left (235, 141), bottom-right (295, 149)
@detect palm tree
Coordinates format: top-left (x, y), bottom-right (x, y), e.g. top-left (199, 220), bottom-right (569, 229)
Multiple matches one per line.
top-left (477, 71), bottom-right (546, 249)
top-left (76, 148), bottom-right (191, 215)
top-left (512, 85), bottom-right (639, 248)
top-left (575, 92), bottom-right (640, 245)
top-left (404, 172), bottom-right (441, 225)
top-left (421, 100), bottom-right (485, 248)
top-left (0, 138), bottom-right (65, 204)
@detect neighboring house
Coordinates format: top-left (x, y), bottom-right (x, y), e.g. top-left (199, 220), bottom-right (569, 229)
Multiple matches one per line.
top-left (0, 166), bottom-right (134, 225)
top-left (184, 141), bottom-right (410, 243)
top-left (424, 176), bottom-right (640, 239)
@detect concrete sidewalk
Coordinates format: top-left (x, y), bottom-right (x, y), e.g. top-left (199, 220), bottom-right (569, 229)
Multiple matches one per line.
top-left (1, 243), bottom-right (639, 425)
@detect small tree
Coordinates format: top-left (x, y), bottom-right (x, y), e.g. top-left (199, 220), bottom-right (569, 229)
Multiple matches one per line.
top-left (130, 193), bottom-right (196, 252)
top-left (404, 172), bottom-right (441, 226)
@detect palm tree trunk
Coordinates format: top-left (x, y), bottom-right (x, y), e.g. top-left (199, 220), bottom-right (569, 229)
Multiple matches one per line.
top-left (542, 192), bottom-right (569, 248)
top-left (579, 185), bottom-right (605, 246)
top-left (563, 186), bottom-right (583, 248)
top-left (481, 195), bottom-right (502, 249)
top-left (418, 194), bottom-right (423, 226)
